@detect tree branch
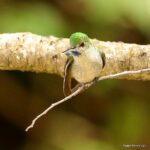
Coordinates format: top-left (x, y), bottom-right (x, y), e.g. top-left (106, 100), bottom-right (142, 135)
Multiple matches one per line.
top-left (0, 32), bottom-right (150, 80)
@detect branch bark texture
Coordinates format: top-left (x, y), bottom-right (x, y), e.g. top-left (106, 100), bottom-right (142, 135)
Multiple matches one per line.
top-left (0, 32), bottom-right (150, 80)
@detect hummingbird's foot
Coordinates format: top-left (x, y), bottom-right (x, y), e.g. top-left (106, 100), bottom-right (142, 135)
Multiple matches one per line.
top-left (93, 77), bottom-right (99, 83)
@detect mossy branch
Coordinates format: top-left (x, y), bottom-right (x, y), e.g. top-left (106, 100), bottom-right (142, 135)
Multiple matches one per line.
top-left (0, 32), bottom-right (150, 80)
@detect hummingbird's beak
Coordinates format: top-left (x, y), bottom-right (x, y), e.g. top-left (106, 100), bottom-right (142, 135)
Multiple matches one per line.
top-left (62, 46), bottom-right (76, 53)
top-left (62, 46), bottom-right (76, 56)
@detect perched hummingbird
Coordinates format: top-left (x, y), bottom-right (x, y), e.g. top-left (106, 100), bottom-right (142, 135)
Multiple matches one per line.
top-left (63, 32), bottom-right (105, 96)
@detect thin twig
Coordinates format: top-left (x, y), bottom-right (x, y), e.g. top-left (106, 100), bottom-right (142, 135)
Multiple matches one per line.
top-left (81, 68), bottom-right (150, 89)
top-left (98, 68), bottom-right (150, 81)
top-left (25, 67), bottom-right (150, 132)
top-left (25, 85), bottom-right (85, 132)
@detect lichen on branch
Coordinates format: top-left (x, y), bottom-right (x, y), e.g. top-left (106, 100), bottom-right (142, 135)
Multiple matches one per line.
top-left (0, 32), bottom-right (150, 80)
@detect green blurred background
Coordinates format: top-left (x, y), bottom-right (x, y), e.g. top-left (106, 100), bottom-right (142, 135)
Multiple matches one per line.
top-left (0, 0), bottom-right (149, 150)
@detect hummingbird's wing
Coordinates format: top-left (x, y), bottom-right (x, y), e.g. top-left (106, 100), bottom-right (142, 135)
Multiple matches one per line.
top-left (63, 57), bottom-right (74, 97)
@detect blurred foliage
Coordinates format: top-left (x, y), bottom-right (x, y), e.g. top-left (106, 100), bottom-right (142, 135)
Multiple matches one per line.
top-left (0, 0), bottom-right (149, 150)
top-left (0, 3), bottom-right (67, 36)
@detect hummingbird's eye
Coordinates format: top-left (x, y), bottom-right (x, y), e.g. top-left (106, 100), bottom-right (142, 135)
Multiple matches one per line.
top-left (79, 42), bottom-right (84, 47)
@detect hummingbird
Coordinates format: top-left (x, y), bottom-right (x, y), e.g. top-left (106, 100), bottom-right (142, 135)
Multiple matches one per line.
top-left (63, 32), bottom-right (105, 96)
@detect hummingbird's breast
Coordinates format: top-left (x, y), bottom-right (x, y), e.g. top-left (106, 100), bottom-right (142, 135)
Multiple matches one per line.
top-left (72, 47), bottom-right (103, 83)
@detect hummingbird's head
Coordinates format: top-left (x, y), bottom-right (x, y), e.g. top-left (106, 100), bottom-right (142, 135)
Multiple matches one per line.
top-left (70, 32), bottom-right (90, 48)
top-left (63, 32), bottom-right (91, 57)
